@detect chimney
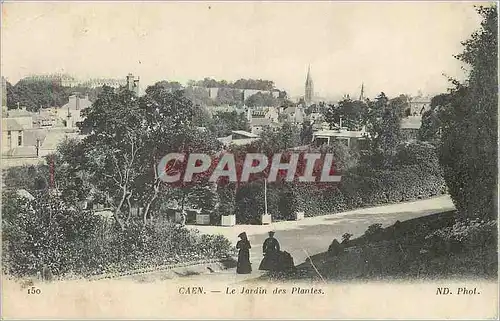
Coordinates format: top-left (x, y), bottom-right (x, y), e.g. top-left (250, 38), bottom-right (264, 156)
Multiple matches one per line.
top-left (134, 78), bottom-right (140, 95)
top-left (126, 73), bottom-right (134, 91)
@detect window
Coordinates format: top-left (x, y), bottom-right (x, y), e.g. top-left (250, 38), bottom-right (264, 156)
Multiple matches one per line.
top-left (18, 131), bottom-right (22, 146)
top-left (315, 137), bottom-right (328, 147)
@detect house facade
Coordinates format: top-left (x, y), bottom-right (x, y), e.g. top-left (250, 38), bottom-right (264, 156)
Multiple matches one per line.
top-left (312, 128), bottom-right (369, 150)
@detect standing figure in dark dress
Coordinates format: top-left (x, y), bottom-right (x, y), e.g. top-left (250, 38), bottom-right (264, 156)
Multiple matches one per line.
top-left (259, 231), bottom-right (281, 271)
top-left (236, 232), bottom-right (252, 274)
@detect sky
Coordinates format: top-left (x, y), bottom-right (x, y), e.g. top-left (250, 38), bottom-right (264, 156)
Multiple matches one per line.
top-left (1, 1), bottom-right (490, 100)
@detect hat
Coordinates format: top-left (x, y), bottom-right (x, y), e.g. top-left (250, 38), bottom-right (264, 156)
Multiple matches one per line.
top-left (268, 230), bottom-right (275, 235)
top-left (238, 232), bottom-right (247, 238)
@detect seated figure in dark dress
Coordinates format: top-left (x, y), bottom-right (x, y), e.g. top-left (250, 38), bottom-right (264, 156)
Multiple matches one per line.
top-left (259, 231), bottom-right (281, 271)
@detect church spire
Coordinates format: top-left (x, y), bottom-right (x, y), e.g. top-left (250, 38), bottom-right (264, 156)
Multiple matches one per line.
top-left (305, 65), bottom-right (314, 105)
top-left (359, 82), bottom-right (365, 101)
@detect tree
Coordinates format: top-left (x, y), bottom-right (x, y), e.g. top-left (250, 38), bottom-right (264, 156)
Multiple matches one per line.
top-left (364, 92), bottom-right (403, 168)
top-left (324, 98), bottom-right (368, 130)
top-left (300, 120), bottom-right (314, 145)
top-left (4, 165), bottom-right (48, 192)
top-left (245, 92), bottom-right (279, 107)
top-left (155, 80), bottom-right (183, 92)
top-left (6, 81), bottom-right (18, 108)
top-left (418, 93), bottom-right (452, 143)
top-left (216, 87), bottom-right (243, 106)
top-left (44, 138), bottom-right (90, 206)
top-left (183, 86), bottom-right (216, 107)
top-left (439, 5), bottom-right (497, 219)
top-left (257, 122), bottom-right (300, 153)
top-left (80, 86), bottom-right (145, 230)
top-left (209, 111), bottom-right (250, 137)
top-left (6, 79), bottom-right (100, 110)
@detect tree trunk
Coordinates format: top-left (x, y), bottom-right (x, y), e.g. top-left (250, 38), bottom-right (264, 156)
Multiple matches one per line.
top-left (126, 193), bottom-right (133, 224)
top-left (142, 181), bottom-right (160, 225)
top-left (181, 191), bottom-right (186, 213)
top-left (113, 189), bottom-right (128, 231)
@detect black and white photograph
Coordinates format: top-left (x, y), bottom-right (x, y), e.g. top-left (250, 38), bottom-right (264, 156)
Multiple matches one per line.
top-left (1, 1), bottom-right (498, 319)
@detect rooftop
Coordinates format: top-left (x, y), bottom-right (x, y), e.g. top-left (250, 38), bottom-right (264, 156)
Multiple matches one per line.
top-left (231, 130), bottom-right (259, 138)
top-left (250, 118), bottom-right (272, 126)
top-left (6, 109), bottom-right (33, 118)
top-left (231, 138), bottom-right (261, 146)
top-left (2, 118), bottom-right (24, 131)
top-left (313, 128), bottom-right (367, 138)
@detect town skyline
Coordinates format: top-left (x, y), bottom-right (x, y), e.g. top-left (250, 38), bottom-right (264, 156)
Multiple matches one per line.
top-left (2, 2), bottom-right (487, 99)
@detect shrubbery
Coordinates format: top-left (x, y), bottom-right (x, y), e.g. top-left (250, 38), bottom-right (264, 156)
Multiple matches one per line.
top-left (232, 165), bottom-right (445, 222)
top-left (2, 191), bottom-right (235, 278)
top-left (227, 140), bottom-right (446, 223)
top-left (425, 218), bottom-right (497, 251)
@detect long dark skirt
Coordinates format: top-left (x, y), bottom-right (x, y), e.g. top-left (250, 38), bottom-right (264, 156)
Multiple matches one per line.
top-left (259, 251), bottom-right (296, 272)
top-left (259, 251), bottom-right (279, 271)
top-left (237, 249), bottom-right (252, 274)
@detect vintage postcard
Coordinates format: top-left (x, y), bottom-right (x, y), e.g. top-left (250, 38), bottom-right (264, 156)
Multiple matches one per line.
top-left (1, 1), bottom-right (498, 319)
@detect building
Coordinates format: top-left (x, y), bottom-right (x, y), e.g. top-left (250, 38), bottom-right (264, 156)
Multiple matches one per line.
top-left (305, 65), bottom-right (314, 105)
top-left (264, 107), bottom-right (279, 123)
top-left (2, 94), bottom-right (88, 167)
top-left (81, 78), bottom-right (127, 89)
top-left (217, 130), bottom-right (260, 147)
top-left (246, 107), bottom-right (279, 123)
top-left (20, 74), bottom-right (79, 87)
top-left (249, 117), bottom-right (279, 135)
top-left (56, 94), bottom-right (92, 128)
top-left (207, 87), bottom-right (219, 99)
top-left (208, 105), bottom-right (246, 116)
top-left (2, 76), bottom-right (6, 107)
top-left (2, 118), bottom-right (24, 152)
top-left (126, 73), bottom-right (140, 96)
top-left (306, 112), bottom-right (324, 123)
top-left (32, 109), bottom-right (64, 128)
top-left (3, 107), bottom-right (34, 129)
top-left (400, 115), bottom-right (422, 141)
top-left (282, 106), bottom-right (305, 125)
top-left (312, 127), bottom-right (369, 150)
top-left (409, 94), bottom-right (432, 115)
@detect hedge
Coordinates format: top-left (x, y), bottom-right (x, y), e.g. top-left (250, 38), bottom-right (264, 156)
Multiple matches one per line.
top-left (232, 165), bottom-right (446, 222)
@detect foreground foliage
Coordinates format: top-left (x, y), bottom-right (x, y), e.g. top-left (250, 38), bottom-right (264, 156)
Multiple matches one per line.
top-left (2, 191), bottom-right (234, 278)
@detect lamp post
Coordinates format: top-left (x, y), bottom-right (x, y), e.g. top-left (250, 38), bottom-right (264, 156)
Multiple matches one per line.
top-left (264, 178), bottom-right (268, 216)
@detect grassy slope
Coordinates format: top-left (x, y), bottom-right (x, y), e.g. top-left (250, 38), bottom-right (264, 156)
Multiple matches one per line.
top-left (264, 211), bottom-right (498, 281)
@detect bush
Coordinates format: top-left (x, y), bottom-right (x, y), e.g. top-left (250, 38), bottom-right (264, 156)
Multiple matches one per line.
top-left (425, 218), bottom-right (497, 251)
top-left (327, 239), bottom-right (344, 256)
top-left (394, 141), bottom-right (442, 175)
top-left (364, 223), bottom-right (384, 240)
top-left (2, 191), bottom-right (235, 278)
top-left (2, 191), bottom-right (100, 277)
top-left (342, 233), bottom-right (353, 244)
